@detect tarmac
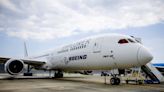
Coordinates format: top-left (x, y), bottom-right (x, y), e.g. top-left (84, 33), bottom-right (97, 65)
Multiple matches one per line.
top-left (0, 73), bottom-right (164, 92)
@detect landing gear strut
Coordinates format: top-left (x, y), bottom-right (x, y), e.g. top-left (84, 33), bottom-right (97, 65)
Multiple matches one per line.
top-left (54, 70), bottom-right (63, 78)
top-left (24, 64), bottom-right (33, 76)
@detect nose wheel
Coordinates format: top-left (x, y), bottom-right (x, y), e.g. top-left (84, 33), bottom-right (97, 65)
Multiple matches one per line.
top-left (110, 77), bottom-right (120, 85)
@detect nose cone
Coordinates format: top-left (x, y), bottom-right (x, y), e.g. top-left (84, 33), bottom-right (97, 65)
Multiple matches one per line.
top-left (138, 47), bottom-right (153, 65)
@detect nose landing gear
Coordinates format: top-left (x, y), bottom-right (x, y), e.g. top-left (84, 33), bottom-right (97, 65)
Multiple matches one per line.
top-left (110, 77), bottom-right (120, 85)
top-left (101, 71), bottom-right (121, 85)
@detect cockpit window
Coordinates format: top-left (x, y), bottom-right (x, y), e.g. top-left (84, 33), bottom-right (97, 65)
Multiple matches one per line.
top-left (118, 39), bottom-right (128, 44)
top-left (128, 39), bottom-right (135, 43)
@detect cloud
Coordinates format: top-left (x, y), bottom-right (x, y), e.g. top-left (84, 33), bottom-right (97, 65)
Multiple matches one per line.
top-left (0, 0), bottom-right (164, 40)
top-left (143, 37), bottom-right (164, 63)
top-left (7, 29), bottom-right (75, 40)
top-left (0, 0), bottom-right (21, 12)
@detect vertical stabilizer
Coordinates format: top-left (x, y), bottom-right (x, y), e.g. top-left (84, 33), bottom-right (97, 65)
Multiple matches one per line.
top-left (24, 42), bottom-right (28, 57)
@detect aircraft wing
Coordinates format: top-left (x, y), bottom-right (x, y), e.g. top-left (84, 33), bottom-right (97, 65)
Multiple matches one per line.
top-left (0, 56), bottom-right (45, 66)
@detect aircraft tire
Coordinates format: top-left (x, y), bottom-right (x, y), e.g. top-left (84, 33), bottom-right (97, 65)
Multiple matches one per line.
top-left (115, 78), bottom-right (120, 85)
top-left (110, 78), bottom-right (116, 85)
top-left (110, 77), bottom-right (120, 85)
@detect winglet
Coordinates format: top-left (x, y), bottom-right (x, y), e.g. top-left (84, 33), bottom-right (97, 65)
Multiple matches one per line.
top-left (24, 42), bottom-right (28, 57)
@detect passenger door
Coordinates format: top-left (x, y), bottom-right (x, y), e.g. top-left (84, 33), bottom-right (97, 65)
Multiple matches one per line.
top-left (93, 38), bottom-right (102, 53)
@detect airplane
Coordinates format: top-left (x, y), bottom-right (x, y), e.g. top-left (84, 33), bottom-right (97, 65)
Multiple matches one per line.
top-left (0, 34), bottom-right (153, 85)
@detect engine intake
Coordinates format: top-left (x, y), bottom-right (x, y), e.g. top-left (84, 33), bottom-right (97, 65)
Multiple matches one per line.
top-left (5, 59), bottom-right (24, 75)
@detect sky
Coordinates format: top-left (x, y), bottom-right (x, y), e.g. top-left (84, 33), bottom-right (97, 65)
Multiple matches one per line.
top-left (0, 0), bottom-right (164, 63)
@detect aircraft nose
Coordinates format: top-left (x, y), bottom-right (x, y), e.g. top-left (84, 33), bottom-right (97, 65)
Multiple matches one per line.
top-left (138, 47), bottom-right (153, 65)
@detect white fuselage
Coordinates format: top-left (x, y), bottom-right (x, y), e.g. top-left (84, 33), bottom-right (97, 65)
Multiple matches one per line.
top-left (30, 34), bottom-right (153, 71)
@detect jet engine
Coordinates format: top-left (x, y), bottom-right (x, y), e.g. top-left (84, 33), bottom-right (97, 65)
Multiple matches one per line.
top-left (5, 59), bottom-right (24, 75)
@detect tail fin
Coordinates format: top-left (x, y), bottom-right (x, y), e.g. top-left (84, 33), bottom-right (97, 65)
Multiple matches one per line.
top-left (24, 42), bottom-right (28, 57)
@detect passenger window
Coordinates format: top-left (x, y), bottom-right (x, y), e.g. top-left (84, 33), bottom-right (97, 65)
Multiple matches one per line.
top-left (118, 39), bottom-right (128, 44)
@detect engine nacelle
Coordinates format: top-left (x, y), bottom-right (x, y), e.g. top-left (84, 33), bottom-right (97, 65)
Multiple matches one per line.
top-left (5, 59), bottom-right (24, 75)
